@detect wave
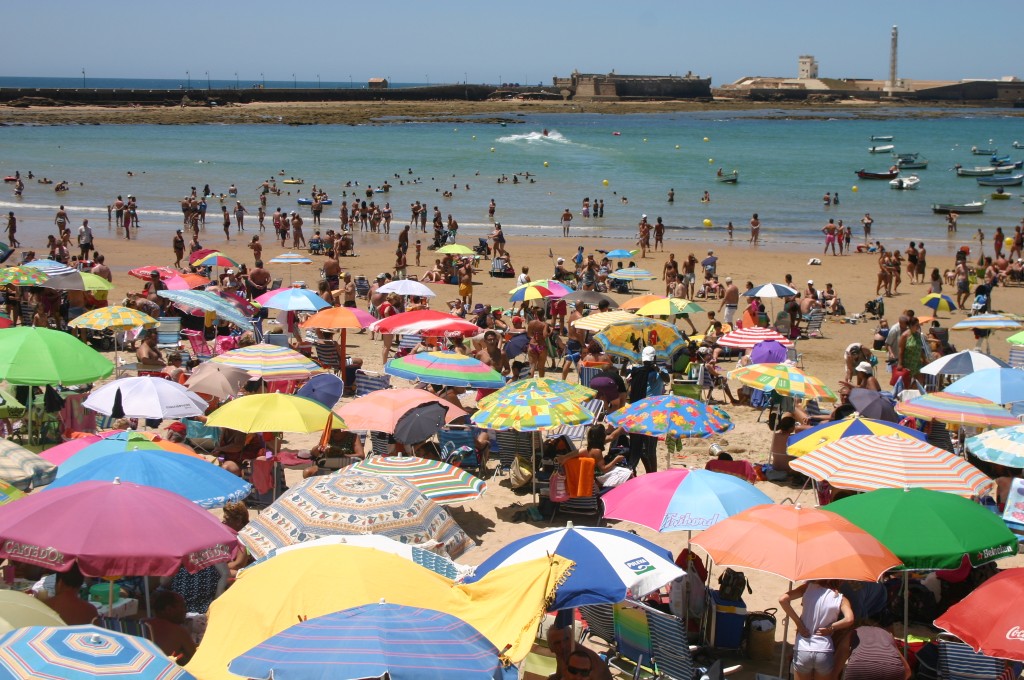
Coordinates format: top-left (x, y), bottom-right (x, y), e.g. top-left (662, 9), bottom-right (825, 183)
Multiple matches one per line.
top-left (0, 200), bottom-right (184, 218)
top-left (495, 130), bottom-right (571, 145)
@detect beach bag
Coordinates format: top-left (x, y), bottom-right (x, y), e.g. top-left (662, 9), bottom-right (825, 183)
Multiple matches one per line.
top-left (890, 365), bottom-right (910, 388)
top-left (548, 468), bottom-right (569, 502)
top-left (718, 568), bottom-right (752, 602)
top-left (509, 455), bottom-right (533, 489)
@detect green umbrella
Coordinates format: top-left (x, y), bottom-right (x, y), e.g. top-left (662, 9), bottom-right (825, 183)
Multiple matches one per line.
top-left (0, 327), bottom-right (114, 386)
top-left (827, 487), bottom-right (1017, 570)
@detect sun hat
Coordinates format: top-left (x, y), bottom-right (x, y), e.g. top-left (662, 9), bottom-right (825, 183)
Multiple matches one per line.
top-left (641, 346), bottom-right (656, 362)
top-left (855, 361), bottom-right (873, 374)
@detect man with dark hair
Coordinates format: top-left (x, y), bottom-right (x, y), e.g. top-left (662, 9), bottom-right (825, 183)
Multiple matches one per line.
top-left (146, 589), bottom-right (196, 665)
top-left (40, 564), bottom-right (98, 625)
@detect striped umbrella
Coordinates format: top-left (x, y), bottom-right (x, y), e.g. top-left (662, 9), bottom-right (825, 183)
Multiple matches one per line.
top-left (946, 367), bottom-right (1024, 404)
top-left (477, 377), bottom-right (595, 408)
top-left (385, 351), bottom-right (505, 389)
top-left (743, 282), bottom-right (799, 299)
top-left (508, 280), bottom-right (570, 302)
top-left (728, 363), bottom-right (838, 401)
top-left (716, 326), bottom-right (794, 349)
top-left (919, 349), bottom-right (1010, 376)
top-left (471, 390), bottom-right (594, 432)
top-left (369, 310), bottom-right (481, 337)
top-left (595, 318), bottom-right (687, 362)
top-left (211, 343), bottom-right (323, 381)
top-left (0, 266), bottom-right (48, 286)
top-left (607, 266), bottom-right (657, 281)
top-left (789, 434), bottom-right (994, 496)
top-left (68, 306), bottom-right (158, 332)
top-left (158, 289), bottom-right (254, 329)
top-left (952, 314), bottom-right (1023, 331)
top-left (0, 439), bottom-right (56, 491)
top-left (191, 251), bottom-right (239, 268)
top-left (786, 416), bottom-right (925, 457)
top-left (965, 425), bottom-right (1024, 468)
top-left (299, 306), bottom-right (375, 330)
top-left (0, 480), bottom-right (23, 506)
top-left (896, 391), bottom-right (1019, 429)
top-left (635, 297), bottom-right (704, 317)
top-left (606, 395), bottom-right (734, 439)
top-left (267, 252), bottom-right (312, 265)
top-left (572, 309), bottom-right (638, 332)
top-left (24, 259), bottom-right (86, 290)
top-left (921, 293), bottom-right (956, 315)
top-left (0, 625), bottom-right (195, 680)
top-left (344, 457), bottom-right (486, 505)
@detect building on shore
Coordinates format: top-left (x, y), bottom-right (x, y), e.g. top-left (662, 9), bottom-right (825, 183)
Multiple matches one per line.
top-left (552, 70), bottom-right (711, 101)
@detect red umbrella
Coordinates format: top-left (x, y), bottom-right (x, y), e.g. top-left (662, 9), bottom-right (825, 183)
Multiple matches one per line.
top-left (188, 248), bottom-right (218, 265)
top-left (0, 479), bottom-right (237, 577)
top-left (935, 568), bottom-right (1024, 661)
top-left (369, 310), bottom-right (481, 337)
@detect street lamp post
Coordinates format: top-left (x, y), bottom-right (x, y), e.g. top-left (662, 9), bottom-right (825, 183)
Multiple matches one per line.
top-left (235, 72), bottom-right (238, 89)
top-left (260, 72), bottom-right (265, 88)
top-left (205, 71), bottom-right (210, 90)
top-left (81, 69), bottom-right (86, 88)
top-left (186, 71), bottom-right (190, 89)
top-left (349, 74), bottom-right (353, 88)
top-left (317, 73), bottom-right (320, 89)
top-left (292, 73), bottom-right (297, 89)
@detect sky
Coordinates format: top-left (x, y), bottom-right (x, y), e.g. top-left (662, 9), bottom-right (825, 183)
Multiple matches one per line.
top-left (4, 1), bottom-right (1022, 87)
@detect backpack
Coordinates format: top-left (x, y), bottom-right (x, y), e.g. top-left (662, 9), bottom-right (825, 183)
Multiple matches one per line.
top-left (718, 568), bottom-right (752, 602)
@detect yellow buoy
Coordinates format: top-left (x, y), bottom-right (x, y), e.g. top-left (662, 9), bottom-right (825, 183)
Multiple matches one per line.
top-left (471, 135), bottom-right (476, 140)
top-left (852, 185), bottom-right (859, 192)
top-left (1007, 237), bottom-right (1015, 248)
top-left (703, 218), bottom-right (713, 227)
top-left (543, 161), bottom-right (549, 167)
top-left (602, 179), bottom-right (609, 186)
top-left (490, 147), bottom-right (495, 152)
top-left (703, 137), bottom-right (710, 142)
top-left (708, 158), bottom-right (714, 163)
top-left (675, 145), bottom-right (680, 149)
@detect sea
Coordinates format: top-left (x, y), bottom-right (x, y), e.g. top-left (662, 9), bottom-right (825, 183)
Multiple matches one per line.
top-left (1, 103), bottom-right (1023, 256)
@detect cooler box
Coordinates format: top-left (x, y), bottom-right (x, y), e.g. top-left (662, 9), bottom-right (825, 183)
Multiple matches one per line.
top-left (709, 590), bottom-right (747, 650)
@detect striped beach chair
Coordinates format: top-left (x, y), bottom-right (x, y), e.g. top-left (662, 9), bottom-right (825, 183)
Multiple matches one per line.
top-left (937, 637), bottom-right (1014, 680)
top-left (552, 399), bottom-right (604, 444)
top-left (354, 369), bottom-right (391, 397)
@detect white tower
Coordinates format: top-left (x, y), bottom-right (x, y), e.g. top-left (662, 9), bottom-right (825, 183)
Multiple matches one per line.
top-left (798, 55), bottom-right (818, 80)
top-left (887, 25), bottom-right (899, 94)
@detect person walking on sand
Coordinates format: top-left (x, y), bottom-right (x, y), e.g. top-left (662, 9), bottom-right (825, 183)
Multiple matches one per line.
top-left (561, 208), bottom-right (573, 237)
top-left (221, 206), bottom-right (231, 241)
top-left (77, 219), bottom-right (93, 261)
top-left (5, 211), bottom-right (19, 248)
top-left (234, 201), bottom-right (247, 232)
top-left (172, 229), bottom-right (185, 269)
top-left (54, 205), bottom-right (70, 235)
top-left (822, 219), bottom-right (838, 256)
top-left (749, 213), bottom-right (761, 245)
top-left (638, 215), bottom-right (651, 259)
top-left (291, 211), bottom-right (306, 249)
top-left (654, 216), bottom-right (665, 251)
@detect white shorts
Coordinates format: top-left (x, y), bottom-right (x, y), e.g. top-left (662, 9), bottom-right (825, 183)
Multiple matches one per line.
top-left (724, 304), bottom-right (738, 324)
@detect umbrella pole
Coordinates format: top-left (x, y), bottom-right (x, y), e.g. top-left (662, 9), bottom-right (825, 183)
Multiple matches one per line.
top-left (339, 329), bottom-right (347, 382)
top-left (144, 579), bottom-right (152, 618)
top-left (532, 431), bottom-right (538, 505)
top-left (903, 570), bottom-right (909, 659)
top-left (779, 579), bottom-right (793, 679)
top-left (683, 530), bottom-right (691, 636)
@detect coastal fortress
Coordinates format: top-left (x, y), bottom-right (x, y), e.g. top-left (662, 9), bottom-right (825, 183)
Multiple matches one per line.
top-left (551, 70), bottom-right (712, 101)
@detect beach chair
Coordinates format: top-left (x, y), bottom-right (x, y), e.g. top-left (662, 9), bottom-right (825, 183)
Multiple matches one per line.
top-left (269, 278), bottom-right (283, 291)
top-left (183, 417), bottom-right (221, 453)
top-left (263, 333), bottom-right (290, 348)
top-left (609, 600), bottom-right (697, 680)
top-left (439, 426), bottom-right (482, 474)
top-left (577, 363), bottom-right (603, 389)
top-left (579, 603), bottom-right (616, 647)
top-left (395, 334), bottom-right (422, 357)
top-left (802, 309), bottom-right (826, 339)
top-left (926, 421), bottom-right (957, 454)
top-left (181, 329), bottom-right (213, 361)
top-left (155, 316), bottom-right (182, 351)
top-left (354, 369), bottom-right (391, 397)
top-left (368, 431), bottom-right (393, 457)
top-left (552, 399), bottom-right (604, 444)
top-left (93, 617), bottom-right (153, 640)
top-left (313, 340), bottom-right (343, 374)
top-left (354, 276), bottom-right (370, 299)
top-left (786, 342), bottom-right (804, 368)
top-left (493, 429), bottom-right (539, 475)
top-left (551, 477), bottom-right (601, 524)
top-left (1009, 345), bottom-right (1024, 369)
top-left (18, 302), bottom-right (37, 328)
top-left (936, 636), bottom-right (1015, 680)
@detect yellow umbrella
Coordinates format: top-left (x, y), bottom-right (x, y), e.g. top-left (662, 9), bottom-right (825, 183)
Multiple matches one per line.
top-left (205, 393), bottom-right (343, 434)
top-left (80, 272), bottom-right (114, 291)
top-left (477, 377), bottom-right (595, 408)
top-left (68, 305), bottom-right (158, 332)
top-left (571, 309), bottom-right (638, 332)
top-left (0, 590), bottom-right (65, 634)
top-left (635, 297), bottom-right (704, 317)
top-left (436, 244), bottom-right (475, 255)
top-left (185, 544), bottom-right (572, 680)
top-left (729, 363), bottom-right (838, 402)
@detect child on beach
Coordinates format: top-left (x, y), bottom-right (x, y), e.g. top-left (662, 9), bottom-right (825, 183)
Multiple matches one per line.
top-left (248, 235), bottom-right (262, 264)
top-left (221, 206), bottom-right (231, 241)
top-left (414, 240), bottom-right (422, 266)
top-left (257, 206), bottom-right (266, 232)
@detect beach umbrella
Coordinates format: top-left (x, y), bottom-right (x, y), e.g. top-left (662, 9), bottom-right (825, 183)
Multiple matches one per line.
top-left (211, 343), bottom-right (322, 381)
top-left (965, 425), bottom-right (1024, 468)
top-left (385, 351), bottom-right (506, 389)
top-left (1009, 331), bottom-right (1024, 345)
top-left (186, 545), bottom-right (571, 679)
top-left (0, 265), bottom-right (48, 286)
top-left (828, 488), bottom-right (1017, 571)
top-left (80, 272), bottom-right (114, 292)
top-left (229, 603), bottom-right (502, 680)
top-left (0, 326), bottom-right (113, 386)
top-left (749, 339), bottom-right (790, 364)
top-left (607, 266), bottom-right (656, 281)
top-left (43, 448), bottom-right (252, 509)
top-left (728, 363), bottom-right (838, 401)
top-left (0, 479), bottom-right (24, 506)
top-left (369, 310), bottom-right (480, 337)
top-left (0, 591), bottom-right (65, 633)
top-left (83, 376), bottom-right (208, 420)
top-left (602, 468), bottom-right (773, 533)
top-left (945, 367), bottom-right (1024, 404)
top-left (620, 294), bottom-right (666, 311)
top-left (0, 625), bottom-right (196, 680)
top-left (158, 289), bottom-right (254, 329)
top-left (847, 387), bottom-right (900, 421)
top-left (184, 362), bottom-right (251, 400)
top-left (471, 389), bottom-right (594, 432)
top-left (595, 318), bottom-right (687, 362)
top-left (267, 252), bottom-right (312, 265)
top-left (920, 293), bottom-right (956, 315)
top-left (24, 259), bottom-right (86, 291)
top-left (952, 314), bottom-right (1022, 331)
top-left (896, 391), bottom-right (1019, 429)
top-left (919, 349), bottom-right (1010, 376)
top-left (0, 479), bottom-right (237, 577)
top-left (180, 272), bottom-right (210, 288)
top-left (392, 401), bottom-right (449, 444)
top-left (0, 439), bottom-right (56, 490)
top-left (503, 332), bottom-right (530, 359)
top-left (377, 279), bottom-right (437, 298)
top-left (606, 394), bottom-right (734, 439)
top-left (716, 327), bottom-right (794, 349)
top-left (789, 434), bottom-right (993, 496)
top-left (935, 569), bottom-right (1024, 662)
top-left (295, 373), bottom-right (345, 409)
top-left (571, 309), bottom-right (638, 332)
top-left (635, 297), bottom-right (705, 317)
top-left (786, 416), bottom-right (925, 457)
top-left (344, 456), bottom-right (486, 505)
top-left (561, 290), bottom-right (619, 308)
top-left (68, 305), bottom-right (158, 332)
top-left (44, 430), bottom-right (203, 477)
top-left (205, 393), bottom-right (340, 434)
top-left (477, 377), bottom-right (595, 408)
top-left (298, 305), bottom-right (375, 330)
top-left (127, 265), bottom-right (191, 290)
top-left (191, 251), bottom-right (239, 268)
top-left (334, 388), bottom-right (466, 433)
top-left (508, 281), bottom-right (569, 302)
top-left (436, 243), bottom-right (475, 255)
top-left (466, 526), bottom-right (683, 610)
top-left (255, 286), bottom-right (331, 312)
top-left (605, 248), bottom-right (637, 259)
top-left (238, 473), bottom-right (475, 560)
top-left (743, 283), bottom-right (798, 299)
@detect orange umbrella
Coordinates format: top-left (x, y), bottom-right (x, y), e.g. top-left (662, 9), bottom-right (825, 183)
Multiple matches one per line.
top-left (299, 306), bottom-right (376, 371)
top-left (334, 388), bottom-right (467, 433)
top-left (620, 294), bottom-right (666, 311)
top-left (182, 272), bottom-right (211, 289)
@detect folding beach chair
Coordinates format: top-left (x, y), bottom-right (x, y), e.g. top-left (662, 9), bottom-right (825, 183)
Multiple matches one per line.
top-left (1010, 345), bottom-right (1024, 369)
top-left (354, 276), bottom-right (370, 299)
top-left (577, 363), bottom-right (603, 389)
top-left (802, 309), bottom-right (826, 339)
top-left (93, 617), bottom-right (153, 640)
top-left (368, 431), bottom-right (393, 457)
top-left (493, 429), bottom-right (540, 475)
top-left (313, 340), bottom-right (343, 374)
top-left (263, 333), bottom-right (290, 348)
top-left (354, 369), bottom-right (391, 397)
top-left (937, 636), bottom-right (1016, 680)
top-left (552, 399), bottom-right (604, 445)
top-left (439, 426), bottom-right (483, 474)
top-left (395, 334), bottom-right (423, 357)
top-left (181, 329), bottom-right (213, 361)
top-left (155, 316), bottom-right (182, 351)
top-left (579, 603), bottom-right (616, 647)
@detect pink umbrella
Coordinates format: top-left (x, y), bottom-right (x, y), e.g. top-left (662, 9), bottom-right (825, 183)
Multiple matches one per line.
top-left (369, 310), bottom-right (481, 337)
top-left (37, 433), bottom-right (109, 466)
top-left (716, 327), bottom-right (794, 349)
top-left (128, 266), bottom-right (190, 291)
top-left (0, 479), bottom-right (237, 577)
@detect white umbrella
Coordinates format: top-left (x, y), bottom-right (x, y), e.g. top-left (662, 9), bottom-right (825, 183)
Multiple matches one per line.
top-left (919, 349), bottom-right (1010, 376)
top-left (83, 376), bottom-right (207, 420)
top-left (743, 282), bottom-right (799, 299)
top-left (377, 279), bottom-right (436, 297)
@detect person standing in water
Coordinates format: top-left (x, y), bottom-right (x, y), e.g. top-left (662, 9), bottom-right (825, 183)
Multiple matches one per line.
top-left (749, 213), bottom-right (761, 245)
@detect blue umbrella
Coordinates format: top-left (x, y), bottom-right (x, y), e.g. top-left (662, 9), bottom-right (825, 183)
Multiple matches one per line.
top-left (946, 367), bottom-right (1024, 405)
top-left (260, 287), bottom-right (331, 312)
top-left (749, 339), bottom-right (789, 364)
top-left (297, 373), bottom-right (345, 408)
top-left (743, 282), bottom-right (798, 299)
top-left (229, 603), bottom-right (502, 680)
top-left (465, 526), bottom-right (683, 610)
top-left (606, 249), bottom-right (636, 259)
top-left (0, 625), bottom-right (195, 679)
top-left (965, 425), bottom-right (1024, 468)
top-left (44, 448), bottom-right (252, 509)
top-left (158, 289), bottom-right (254, 329)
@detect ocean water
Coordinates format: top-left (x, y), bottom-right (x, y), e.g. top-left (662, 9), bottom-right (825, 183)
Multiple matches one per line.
top-left (1, 108), bottom-right (1022, 255)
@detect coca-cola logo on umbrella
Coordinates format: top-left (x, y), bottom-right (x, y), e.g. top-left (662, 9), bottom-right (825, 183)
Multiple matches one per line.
top-left (1006, 626), bottom-right (1024, 641)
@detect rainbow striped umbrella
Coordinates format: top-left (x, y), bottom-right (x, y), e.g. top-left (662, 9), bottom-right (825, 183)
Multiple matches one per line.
top-left (477, 377), bottom-right (595, 408)
top-left (786, 415), bottom-right (925, 457)
top-left (606, 395), bottom-right (733, 439)
top-left (965, 425), bottom-right (1024, 468)
top-left (471, 390), bottom-right (594, 432)
top-left (385, 351), bottom-right (505, 389)
top-left (0, 479), bottom-right (23, 506)
top-left (790, 434), bottom-right (994, 496)
top-left (952, 314), bottom-right (1022, 332)
top-left (191, 251), bottom-right (239, 268)
top-left (211, 343), bottom-right (323, 381)
top-left (68, 306), bottom-right (158, 332)
top-left (508, 279), bottom-right (571, 302)
top-left (595, 318), bottom-right (687, 362)
top-left (0, 625), bottom-right (195, 680)
top-left (571, 309), bottom-right (638, 332)
top-left (267, 252), bottom-right (313, 265)
top-left (896, 391), bottom-right (1019, 429)
top-left (728, 363), bottom-right (838, 402)
top-left (716, 326), bottom-right (794, 349)
top-left (0, 266), bottom-right (48, 286)
top-left (345, 457), bottom-right (486, 505)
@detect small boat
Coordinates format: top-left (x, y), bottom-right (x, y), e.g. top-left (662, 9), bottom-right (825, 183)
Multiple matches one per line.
top-left (612, 132), bottom-right (621, 136)
top-left (856, 169), bottom-right (899, 180)
top-left (715, 170), bottom-right (739, 184)
top-left (977, 174), bottom-right (1024, 187)
top-left (870, 135), bottom-right (894, 142)
top-left (869, 144), bottom-right (895, 153)
top-left (296, 198), bottom-right (333, 205)
top-left (893, 152), bottom-right (919, 161)
top-left (991, 155), bottom-right (1011, 164)
top-left (993, 160), bottom-right (1023, 171)
top-left (932, 201), bottom-right (985, 214)
top-left (889, 175), bottom-right (920, 190)
top-left (282, 178), bottom-right (304, 185)
top-left (956, 166), bottom-right (996, 177)
top-left (972, 146), bottom-right (997, 155)
top-left (897, 158), bottom-right (929, 170)
top-left (2, 177), bottom-right (16, 183)
top-left (991, 191), bottom-right (1013, 200)
top-left (1015, 141), bottom-right (1024, 150)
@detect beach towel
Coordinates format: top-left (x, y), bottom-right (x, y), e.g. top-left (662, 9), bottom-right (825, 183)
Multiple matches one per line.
top-left (564, 456), bottom-right (595, 498)
top-left (250, 455), bottom-right (275, 495)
